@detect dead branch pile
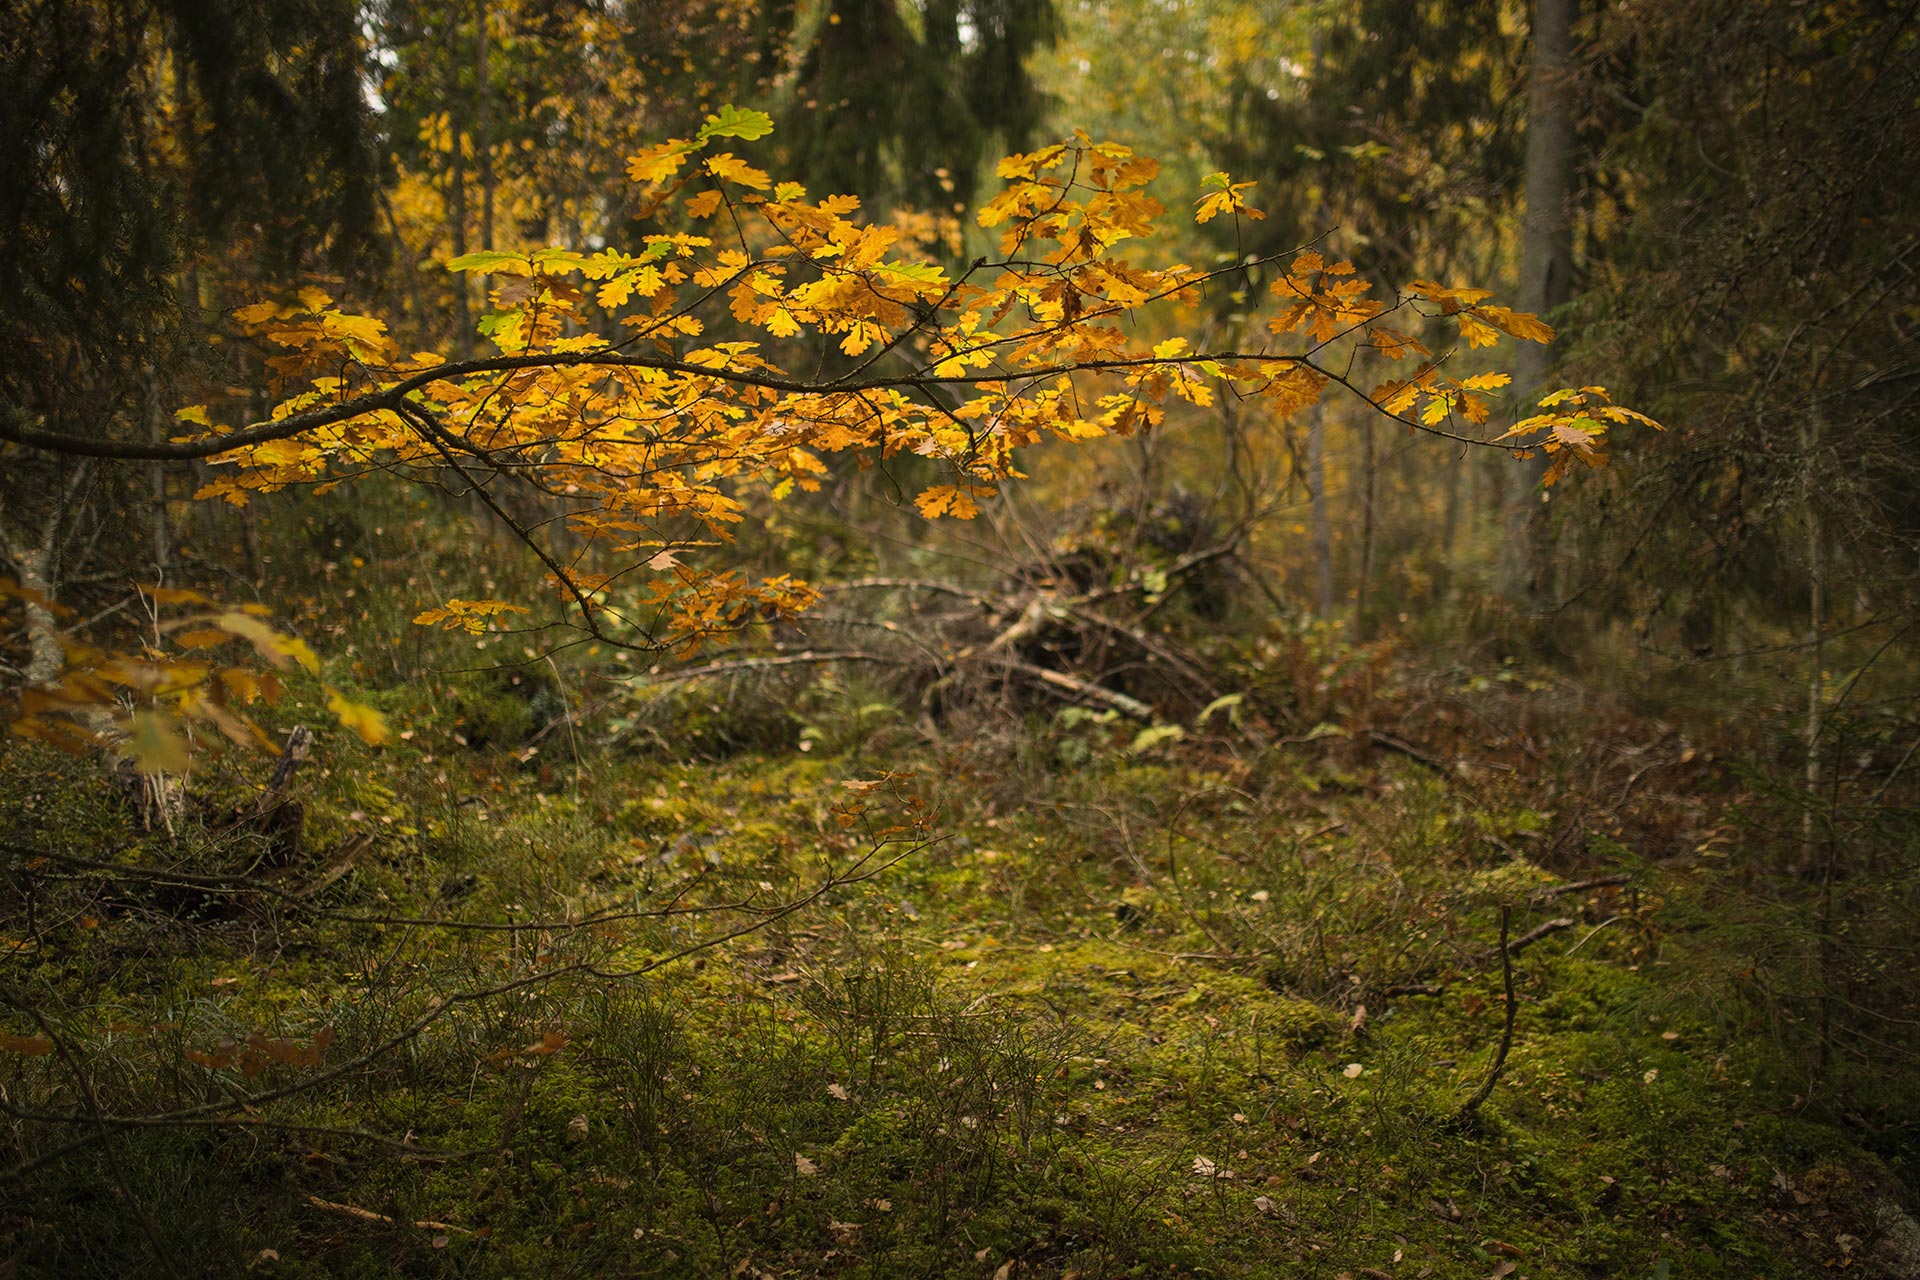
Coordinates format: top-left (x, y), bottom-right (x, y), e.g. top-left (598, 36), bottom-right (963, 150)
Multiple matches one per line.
top-left (623, 540), bottom-right (1249, 736)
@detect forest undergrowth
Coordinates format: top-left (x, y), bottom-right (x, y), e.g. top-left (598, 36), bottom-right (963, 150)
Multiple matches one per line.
top-left (6, 1), bottom-right (1919, 1275)
top-left (3, 506), bottom-right (1918, 1280)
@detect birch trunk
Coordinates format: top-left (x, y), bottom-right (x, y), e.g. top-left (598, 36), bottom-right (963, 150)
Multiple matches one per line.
top-left (1, 462), bottom-right (89, 686)
top-left (11, 543), bottom-right (65, 686)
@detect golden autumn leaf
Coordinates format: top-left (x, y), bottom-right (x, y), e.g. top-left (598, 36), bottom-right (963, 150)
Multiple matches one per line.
top-left (914, 485), bottom-right (981, 519)
top-left (704, 153), bottom-right (771, 190)
top-left (216, 612), bottom-right (320, 673)
top-left (148, 586), bottom-right (213, 606)
top-left (1478, 305), bottom-right (1555, 344)
top-left (325, 687), bottom-right (391, 746)
top-left (412, 599), bottom-right (532, 635)
top-left (231, 300), bottom-right (283, 325)
top-left (626, 142), bottom-right (692, 185)
top-left (172, 626), bottom-right (236, 651)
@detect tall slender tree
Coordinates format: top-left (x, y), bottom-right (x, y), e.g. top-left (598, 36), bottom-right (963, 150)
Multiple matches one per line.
top-left (1499, 0), bottom-right (1579, 608)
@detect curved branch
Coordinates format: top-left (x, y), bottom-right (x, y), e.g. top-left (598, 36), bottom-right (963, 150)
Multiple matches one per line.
top-left (1, 343), bottom-right (1517, 463)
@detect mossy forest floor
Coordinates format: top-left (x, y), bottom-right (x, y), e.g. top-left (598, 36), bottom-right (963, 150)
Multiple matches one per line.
top-left (3, 663), bottom-right (1916, 1278)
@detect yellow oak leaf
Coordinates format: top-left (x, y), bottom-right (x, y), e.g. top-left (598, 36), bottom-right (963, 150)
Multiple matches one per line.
top-left (914, 484), bottom-right (983, 519)
top-left (704, 153), bottom-right (771, 190)
top-left (626, 142), bottom-right (691, 185)
top-left (1478, 306), bottom-right (1554, 344)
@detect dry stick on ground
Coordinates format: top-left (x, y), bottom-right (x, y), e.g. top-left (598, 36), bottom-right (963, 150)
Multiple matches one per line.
top-left (1004, 658), bottom-right (1154, 720)
top-left (1540, 874), bottom-right (1631, 897)
top-left (1457, 905), bottom-right (1518, 1121)
top-left (306, 1195), bottom-right (474, 1234)
top-left (1504, 916), bottom-right (1575, 956)
top-left (643, 649), bottom-right (901, 683)
top-left (1364, 728), bottom-right (1452, 775)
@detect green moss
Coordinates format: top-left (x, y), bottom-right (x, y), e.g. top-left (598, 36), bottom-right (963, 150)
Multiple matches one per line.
top-left (0, 714), bottom-right (1900, 1279)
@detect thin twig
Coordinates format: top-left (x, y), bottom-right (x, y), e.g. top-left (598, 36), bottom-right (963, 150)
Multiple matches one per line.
top-left (1004, 659), bottom-right (1154, 720)
top-left (1504, 916), bottom-right (1574, 956)
top-left (1457, 905), bottom-right (1517, 1120)
top-left (1540, 875), bottom-right (1630, 897)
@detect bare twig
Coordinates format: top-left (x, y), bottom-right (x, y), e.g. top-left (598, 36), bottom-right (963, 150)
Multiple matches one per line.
top-left (1365, 728), bottom-right (1451, 774)
top-left (1505, 916), bottom-right (1574, 956)
top-left (307, 1196), bottom-right (474, 1234)
top-left (1539, 875), bottom-right (1630, 897)
top-left (1003, 659), bottom-right (1154, 720)
top-left (4, 990), bottom-right (184, 1278)
top-left (641, 649), bottom-right (900, 683)
top-left (1457, 905), bottom-right (1518, 1120)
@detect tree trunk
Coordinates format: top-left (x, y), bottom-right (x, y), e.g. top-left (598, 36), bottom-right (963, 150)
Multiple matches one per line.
top-left (1499, 0), bottom-right (1580, 610)
top-left (476, 3), bottom-right (495, 303)
top-left (1307, 400), bottom-right (1335, 616)
top-left (1351, 414), bottom-right (1376, 638)
top-left (446, 15), bottom-right (472, 356)
top-left (12, 543), bottom-right (66, 686)
top-left (1803, 405), bottom-right (1826, 870)
top-left (1441, 448), bottom-right (1466, 569)
top-left (1, 462), bottom-right (89, 686)
top-left (145, 369), bottom-right (171, 580)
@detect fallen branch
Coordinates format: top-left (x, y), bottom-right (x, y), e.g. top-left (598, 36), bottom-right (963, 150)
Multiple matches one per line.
top-left (3, 841), bottom-right (792, 932)
top-left (642, 649), bottom-right (900, 683)
top-left (1540, 874), bottom-right (1631, 897)
top-left (1365, 728), bottom-right (1451, 774)
top-left (1004, 659), bottom-right (1154, 720)
top-left (1505, 916), bottom-right (1574, 955)
top-left (981, 597), bottom-right (1055, 655)
top-left (307, 1196), bottom-right (473, 1234)
top-left (823, 577), bottom-right (993, 606)
top-left (284, 831), bottom-right (373, 901)
top-left (1069, 607), bottom-right (1222, 701)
